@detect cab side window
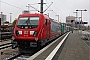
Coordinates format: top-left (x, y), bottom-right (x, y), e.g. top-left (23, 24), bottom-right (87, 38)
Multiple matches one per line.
top-left (45, 19), bottom-right (48, 26)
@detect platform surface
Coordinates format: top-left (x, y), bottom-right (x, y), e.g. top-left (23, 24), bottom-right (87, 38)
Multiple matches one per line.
top-left (57, 31), bottom-right (90, 60)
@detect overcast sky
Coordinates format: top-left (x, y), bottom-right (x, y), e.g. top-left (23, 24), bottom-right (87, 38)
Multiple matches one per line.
top-left (0, 0), bottom-right (90, 25)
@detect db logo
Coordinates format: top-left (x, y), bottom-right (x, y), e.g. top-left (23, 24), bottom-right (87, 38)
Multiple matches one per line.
top-left (24, 31), bottom-right (28, 34)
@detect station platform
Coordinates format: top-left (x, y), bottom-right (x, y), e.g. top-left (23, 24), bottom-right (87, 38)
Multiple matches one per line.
top-left (54, 31), bottom-right (90, 60)
top-left (27, 31), bottom-right (90, 60)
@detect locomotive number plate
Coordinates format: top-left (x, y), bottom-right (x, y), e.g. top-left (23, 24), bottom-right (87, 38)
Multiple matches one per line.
top-left (24, 31), bottom-right (28, 34)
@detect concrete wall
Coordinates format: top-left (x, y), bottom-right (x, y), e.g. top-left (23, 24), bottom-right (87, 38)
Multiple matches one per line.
top-left (66, 16), bottom-right (75, 27)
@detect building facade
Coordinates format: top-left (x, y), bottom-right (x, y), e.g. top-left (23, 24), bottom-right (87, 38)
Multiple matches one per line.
top-left (0, 14), bottom-right (6, 25)
top-left (66, 16), bottom-right (75, 27)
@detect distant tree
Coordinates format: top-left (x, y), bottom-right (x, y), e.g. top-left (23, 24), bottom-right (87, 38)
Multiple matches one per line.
top-left (12, 20), bottom-right (17, 26)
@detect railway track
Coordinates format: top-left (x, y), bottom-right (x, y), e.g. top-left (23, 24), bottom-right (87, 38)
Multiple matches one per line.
top-left (0, 43), bottom-right (11, 47)
top-left (4, 53), bottom-right (22, 60)
top-left (4, 46), bottom-right (41, 60)
top-left (0, 40), bottom-right (41, 60)
top-left (0, 43), bottom-right (12, 55)
top-left (4, 49), bottom-right (38, 60)
top-left (4, 53), bottom-right (35, 60)
top-left (0, 39), bottom-right (11, 42)
top-left (3, 32), bottom-right (68, 60)
top-left (0, 32), bottom-right (13, 41)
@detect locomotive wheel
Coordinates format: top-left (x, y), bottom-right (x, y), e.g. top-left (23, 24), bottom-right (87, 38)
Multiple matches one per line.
top-left (18, 47), bottom-right (38, 54)
top-left (37, 44), bottom-right (41, 49)
top-left (37, 41), bottom-right (42, 50)
top-left (18, 47), bottom-right (32, 54)
top-left (18, 47), bottom-right (25, 53)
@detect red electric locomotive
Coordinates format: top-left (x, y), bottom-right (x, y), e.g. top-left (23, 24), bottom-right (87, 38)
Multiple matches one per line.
top-left (12, 13), bottom-right (61, 53)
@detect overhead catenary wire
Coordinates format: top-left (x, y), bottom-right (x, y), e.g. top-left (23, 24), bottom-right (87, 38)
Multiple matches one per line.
top-left (28, 4), bottom-right (40, 12)
top-left (0, 0), bottom-right (23, 10)
top-left (45, 0), bottom-right (57, 14)
top-left (45, 0), bottom-right (66, 22)
top-left (45, 3), bottom-right (57, 14)
top-left (60, 0), bottom-right (73, 12)
top-left (19, 0), bottom-right (39, 5)
top-left (19, 0), bottom-right (41, 13)
top-left (1, 0), bottom-right (40, 13)
top-left (43, 2), bottom-right (53, 13)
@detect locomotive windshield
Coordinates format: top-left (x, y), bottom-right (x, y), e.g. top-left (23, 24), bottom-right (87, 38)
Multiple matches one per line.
top-left (17, 17), bottom-right (39, 28)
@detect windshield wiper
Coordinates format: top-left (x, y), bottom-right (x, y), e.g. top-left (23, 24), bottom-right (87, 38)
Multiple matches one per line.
top-left (26, 19), bottom-right (31, 25)
top-left (17, 18), bottom-right (32, 28)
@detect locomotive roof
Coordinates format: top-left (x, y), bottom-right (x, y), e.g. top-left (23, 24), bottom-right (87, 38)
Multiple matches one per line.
top-left (19, 13), bottom-right (49, 19)
top-left (18, 13), bottom-right (60, 24)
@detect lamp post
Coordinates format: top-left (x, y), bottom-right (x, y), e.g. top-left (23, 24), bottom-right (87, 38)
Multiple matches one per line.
top-left (10, 13), bottom-right (12, 23)
top-left (76, 9), bottom-right (87, 22)
top-left (26, 4), bottom-right (30, 13)
top-left (47, 10), bottom-right (54, 17)
top-left (76, 9), bottom-right (87, 30)
top-left (73, 12), bottom-right (78, 28)
top-left (0, 12), bottom-right (3, 25)
top-left (71, 20), bottom-right (74, 33)
top-left (55, 15), bottom-right (59, 22)
top-left (78, 17), bottom-right (81, 30)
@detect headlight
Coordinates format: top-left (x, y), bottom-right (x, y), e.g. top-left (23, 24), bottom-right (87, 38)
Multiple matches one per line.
top-left (18, 31), bottom-right (22, 34)
top-left (16, 30), bottom-right (22, 36)
top-left (30, 31), bottom-right (34, 35)
top-left (30, 31), bottom-right (38, 37)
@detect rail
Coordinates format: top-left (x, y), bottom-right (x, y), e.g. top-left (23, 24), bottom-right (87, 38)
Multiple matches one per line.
top-left (0, 43), bottom-right (12, 50)
top-left (4, 53), bottom-right (22, 60)
top-left (0, 32), bottom-right (13, 41)
top-left (0, 43), bottom-right (12, 56)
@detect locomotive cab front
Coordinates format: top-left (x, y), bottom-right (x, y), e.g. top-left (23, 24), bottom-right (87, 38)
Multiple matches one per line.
top-left (15, 16), bottom-right (39, 39)
top-left (12, 14), bottom-right (43, 50)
